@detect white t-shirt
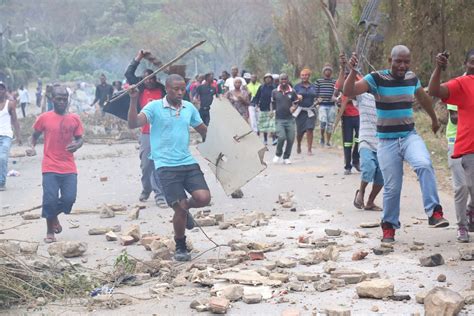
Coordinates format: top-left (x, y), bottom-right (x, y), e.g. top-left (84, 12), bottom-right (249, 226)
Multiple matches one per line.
top-left (224, 77), bottom-right (247, 91)
top-left (18, 89), bottom-right (29, 103)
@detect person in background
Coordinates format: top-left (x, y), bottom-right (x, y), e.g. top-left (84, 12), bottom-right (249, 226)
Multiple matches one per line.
top-left (125, 49), bottom-right (167, 207)
top-left (226, 78), bottom-right (250, 122)
top-left (428, 48), bottom-right (474, 242)
top-left (272, 74), bottom-right (280, 87)
top-left (36, 80), bottom-right (42, 108)
top-left (42, 84), bottom-right (54, 113)
top-left (294, 68), bottom-right (318, 156)
top-left (112, 81), bottom-right (123, 94)
top-left (255, 73), bottom-right (277, 145)
top-left (27, 84), bottom-right (84, 243)
top-left (272, 73), bottom-right (298, 165)
top-left (224, 66), bottom-right (247, 92)
top-left (247, 73), bottom-right (261, 134)
top-left (194, 73), bottom-right (217, 126)
top-left (18, 85), bottom-right (29, 118)
top-left (316, 64), bottom-right (336, 147)
top-left (0, 81), bottom-right (21, 191)
top-left (90, 74), bottom-right (113, 115)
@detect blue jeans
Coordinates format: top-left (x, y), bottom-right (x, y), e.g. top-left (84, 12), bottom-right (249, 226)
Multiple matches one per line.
top-left (360, 147), bottom-right (384, 185)
top-left (377, 131), bottom-right (440, 228)
top-left (0, 136), bottom-right (12, 186)
top-left (42, 173), bottom-right (77, 219)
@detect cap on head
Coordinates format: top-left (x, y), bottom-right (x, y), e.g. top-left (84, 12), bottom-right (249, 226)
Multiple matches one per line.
top-left (243, 72), bottom-right (251, 79)
top-left (264, 73), bottom-right (272, 79)
top-left (272, 74), bottom-right (280, 80)
top-left (322, 64), bottom-right (333, 73)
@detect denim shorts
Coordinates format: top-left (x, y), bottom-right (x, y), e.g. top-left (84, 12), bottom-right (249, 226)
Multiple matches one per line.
top-left (360, 148), bottom-right (384, 185)
top-left (154, 164), bottom-right (209, 207)
top-left (319, 105), bottom-right (336, 130)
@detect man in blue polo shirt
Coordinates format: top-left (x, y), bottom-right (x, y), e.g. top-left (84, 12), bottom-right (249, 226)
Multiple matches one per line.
top-left (127, 74), bottom-right (210, 261)
top-left (343, 45), bottom-right (448, 243)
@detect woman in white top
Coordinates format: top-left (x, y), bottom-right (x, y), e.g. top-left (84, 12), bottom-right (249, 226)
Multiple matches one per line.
top-left (0, 81), bottom-right (21, 191)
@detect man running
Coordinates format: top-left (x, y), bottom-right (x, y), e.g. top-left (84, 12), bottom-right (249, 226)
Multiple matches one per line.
top-left (28, 84), bottom-right (84, 243)
top-left (194, 73), bottom-right (217, 126)
top-left (224, 66), bottom-right (247, 92)
top-left (125, 49), bottom-right (167, 207)
top-left (127, 74), bottom-right (210, 261)
top-left (91, 74), bottom-right (113, 114)
top-left (344, 45), bottom-right (448, 243)
top-left (0, 81), bottom-right (21, 191)
top-left (316, 64), bottom-right (336, 146)
top-left (428, 48), bottom-right (474, 242)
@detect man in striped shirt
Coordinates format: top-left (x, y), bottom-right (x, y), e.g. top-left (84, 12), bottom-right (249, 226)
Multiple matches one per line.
top-left (315, 64), bottom-right (336, 146)
top-left (343, 45), bottom-right (447, 243)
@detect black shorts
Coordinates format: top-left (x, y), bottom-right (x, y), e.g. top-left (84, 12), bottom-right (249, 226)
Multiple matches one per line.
top-left (154, 164), bottom-right (209, 207)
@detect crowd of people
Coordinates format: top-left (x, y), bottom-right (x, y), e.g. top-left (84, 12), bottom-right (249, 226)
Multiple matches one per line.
top-left (0, 45), bottom-right (473, 262)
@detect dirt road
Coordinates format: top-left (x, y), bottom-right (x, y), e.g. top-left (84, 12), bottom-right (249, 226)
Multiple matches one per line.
top-left (1, 139), bottom-right (473, 315)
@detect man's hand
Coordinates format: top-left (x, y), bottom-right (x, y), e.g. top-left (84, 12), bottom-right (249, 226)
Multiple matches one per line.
top-left (431, 119), bottom-right (440, 134)
top-left (348, 53), bottom-right (359, 70)
top-left (128, 85), bottom-right (139, 99)
top-left (135, 49), bottom-right (150, 62)
top-left (435, 53), bottom-right (448, 71)
top-left (297, 94), bottom-right (303, 101)
top-left (290, 104), bottom-right (298, 113)
top-left (339, 53), bottom-right (347, 68)
top-left (25, 148), bottom-right (36, 157)
top-left (66, 141), bottom-right (81, 153)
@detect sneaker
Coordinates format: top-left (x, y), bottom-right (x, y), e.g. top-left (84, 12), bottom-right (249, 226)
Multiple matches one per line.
top-left (381, 222), bottom-right (395, 243)
top-left (263, 140), bottom-right (268, 146)
top-left (344, 169), bottom-right (351, 175)
top-left (320, 139), bottom-right (324, 146)
top-left (139, 191), bottom-right (151, 202)
top-left (272, 155), bottom-right (281, 163)
top-left (174, 237), bottom-right (191, 261)
top-left (428, 205), bottom-right (449, 228)
top-left (353, 163), bottom-right (361, 172)
top-left (186, 210), bottom-right (195, 230)
top-left (326, 142), bottom-right (332, 147)
top-left (468, 210), bottom-right (474, 232)
top-left (155, 196), bottom-right (168, 208)
top-left (457, 226), bottom-right (470, 243)
top-left (283, 159), bottom-right (292, 165)
top-left (272, 138), bottom-right (278, 146)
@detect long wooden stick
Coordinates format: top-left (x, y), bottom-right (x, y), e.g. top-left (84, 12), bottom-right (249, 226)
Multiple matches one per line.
top-left (0, 204), bottom-right (41, 218)
top-left (106, 40), bottom-right (206, 105)
top-left (319, 0), bottom-right (343, 53)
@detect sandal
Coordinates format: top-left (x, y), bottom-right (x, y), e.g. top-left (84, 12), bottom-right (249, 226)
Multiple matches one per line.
top-left (53, 223), bottom-right (63, 234)
top-left (353, 189), bottom-right (364, 209)
top-left (44, 235), bottom-right (57, 243)
top-left (364, 205), bottom-right (383, 212)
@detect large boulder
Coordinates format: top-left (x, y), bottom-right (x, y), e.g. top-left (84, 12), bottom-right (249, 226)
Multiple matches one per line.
top-left (424, 287), bottom-right (464, 316)
top-left (356, 279), bottom-right (394, 299)
top-left (48, 241), bottom-right (87, 258)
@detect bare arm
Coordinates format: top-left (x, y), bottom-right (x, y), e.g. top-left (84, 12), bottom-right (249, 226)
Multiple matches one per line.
top-left (342, 53), bottom-right (370, 97)
top-left (66, 135), bottom-right (83, 153)
top-left (127, 86), bottom-right (148, 129)
top-left (194, 123), bottom-right (207, 142)
top-left (415, 87), bottom-right (439, 134)
top-left (8, 101), bottom-right (21, 145)
top-left (428, 53), bottom-right (450, 99)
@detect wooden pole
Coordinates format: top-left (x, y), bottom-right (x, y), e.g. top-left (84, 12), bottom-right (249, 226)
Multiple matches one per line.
top-left (106, 40), bottom-right (206, 105)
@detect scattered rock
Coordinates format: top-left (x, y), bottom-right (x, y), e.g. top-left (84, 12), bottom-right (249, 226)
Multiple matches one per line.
top-left (20, 242), bottom-right (39, 254)
top-left (278, 192), bottom-right (294, 204)
top-left (323, 246), bottom-right (339, 261)
top-left (389, 294), bottom-right (411, 301)
top-left (243, 286), bottom-right (273, 300)
top-left (424, 287), bottom-right (464, 316)
top-left (219, 222), bottom-right (232, 230)
top-left (128, 207), bottom-right (140, 220)
top-left (373, 247), bottom-right (393, 256)
top-left (269, 272), bottom-right (289, 283)
top-left (124, 224), bottom-right (141, 241)
top-left (437, 274), bottom-right (447, 282)
top-left (325, 228), bottom-right (342, 237)
top-left (299, 251), bottom-right (325, 265)
top-left (120, 235), bottom-right (136, 246)
top-left (47, 241), bottom-right (87, 258)
top-left (352, 251), bottom-right (368, 261)
top-left (281, 308), bottom-right (301, 316)
top-left (416, 291), bottom-right (428, 304)
top-left (88, 225), bottom-right (121, 235)
top-left (461, 290), bottom-right (474, 305)
top-left (36, 297), bottom-right (47, 306)
top-left (276, 258), bottom-right (297, 268)
top-left (21, 213), bottom-right (41, 220)
top-left (410, 245), bottom-right (424, 251)
top-left (242, 293), bottom-right (262, 304)
top-left (356, 279), bottom-right (394, 299)
top-left (296, 272), bottom-right (320, 282)
top-left (359, 222), bottom-right (379, 228)
top-left (231, 189), bottom-right (244, 199)
top-left (100, 205), bottom-right (115, 218)
top-left (218, 270), bottom-right (281, 286)
top-left (100, 176), bottom-right (108, 182)
top-left (380, 242), bottom-right (394, 249)
top-left (419, 254), bottom-right (445, 267)
top-left (105, 231), bottom-right (118, 241)
top-left (151, 247), bottom-right (172, 260)
top-left (221, 284), bottom-right (244, 301)
top-left (459, 247), bottom-right (474, 261)
top-left (323, 262), bottom-right (337, 273)
top-left (140, 235), bottom-right (161, 250)
top-left (314, 280), bottom-right (335, 292)
top-left (287, 282), bottom-right (304, 292)
top-left (209, 297), bottom-right (230, 314)
top-left (195, 217), bottom-right (217, 227)
top-left (190, 298), bottom-right (209, 310)
top-left (248, 250), bottom-right (265, 260)
top-left (107, 204), bottom-right (128, 212)
top-left (370, 306), bottom-right (379, 313)
top-left (325, 306), bottom-right (351, 316)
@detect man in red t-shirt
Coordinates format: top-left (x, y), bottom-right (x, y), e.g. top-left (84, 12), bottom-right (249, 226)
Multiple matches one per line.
top-left (125, 50), bottom-right (167, 207)
top-left (334, 55), bottom-right (360, 175)
top-left (428, 48), bottom-right (474, 239)
top-left (27, 84), bottom-right (84, 243)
